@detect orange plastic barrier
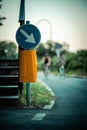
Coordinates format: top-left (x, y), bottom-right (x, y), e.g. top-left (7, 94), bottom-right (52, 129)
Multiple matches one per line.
top-left (19, 50), bottom-right (37, 82)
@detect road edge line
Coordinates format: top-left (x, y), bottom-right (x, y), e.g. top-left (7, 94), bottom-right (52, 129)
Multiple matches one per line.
top-left (37, 79), bottom-right (55, 109)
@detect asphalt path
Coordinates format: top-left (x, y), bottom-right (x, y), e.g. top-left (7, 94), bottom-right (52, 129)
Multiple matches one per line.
top-left (0, 72), bottom-right (87, 130)
top-left (38, 72), bottom-right (87, 129)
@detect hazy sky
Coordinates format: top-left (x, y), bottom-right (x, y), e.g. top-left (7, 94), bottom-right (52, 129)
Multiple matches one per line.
top-left (0, 0), bottom-right (87, 51)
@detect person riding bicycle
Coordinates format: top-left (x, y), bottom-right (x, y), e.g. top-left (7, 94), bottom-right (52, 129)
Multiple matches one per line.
top-left (58, 51), bottom-right (66, 77)
top-left (43, 53), bottom-right (50, 76)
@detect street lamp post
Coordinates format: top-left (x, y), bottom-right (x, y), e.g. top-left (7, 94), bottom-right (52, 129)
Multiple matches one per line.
top-left (36, 19), bottom-right (52, 41)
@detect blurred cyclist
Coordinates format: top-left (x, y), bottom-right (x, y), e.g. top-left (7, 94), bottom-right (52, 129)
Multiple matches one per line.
top-left (58, 52), bottom-right (66, 78)
top-left (43, 53), bottom-right (50, 77)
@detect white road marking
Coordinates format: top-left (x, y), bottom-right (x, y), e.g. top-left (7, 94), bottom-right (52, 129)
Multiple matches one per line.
top-left (31, 113), bottom-right (46, 121)
top-left (43, 100), bottom-right (55, 109)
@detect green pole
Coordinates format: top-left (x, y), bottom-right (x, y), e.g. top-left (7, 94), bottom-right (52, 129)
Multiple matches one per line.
top-left (18, 0), bottom-right (25, 96)
top-left (19, 0), bottom-right (30, 106)
top-left (26, 82), bottom-right (30, 106)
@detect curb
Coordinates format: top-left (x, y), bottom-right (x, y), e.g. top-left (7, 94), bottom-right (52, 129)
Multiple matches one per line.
top-left (66, 75), bottom-right (87, 79)
top-left (1, 79), bottom-right (55, 110)
top-left (37, 79), bottom-right (55, 109)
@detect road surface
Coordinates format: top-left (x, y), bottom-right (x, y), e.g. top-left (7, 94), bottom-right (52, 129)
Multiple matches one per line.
top-left (0, 72), bottom-right (87, 130)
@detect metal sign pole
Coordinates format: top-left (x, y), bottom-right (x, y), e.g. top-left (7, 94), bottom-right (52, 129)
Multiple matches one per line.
top-left (19, 0), bottom-right (25, 97)
top-left (17, 0), bottom-right (41, 107)
top-left (19, 0), bottom-right (25, 25)
top-left (26, 82), bottom-right (30, 106)
top-left (19, 0), bottom-right (30, 106)
top-left (25, 21), bottom-right (30, 106)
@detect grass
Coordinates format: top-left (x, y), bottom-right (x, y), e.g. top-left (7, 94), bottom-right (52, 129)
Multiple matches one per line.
top-left (66, 69), bottom-right (87, 77)
top-left (19, 80), bottom-right (55, 108)
top-left (50, 69), bottom-right (87, 77)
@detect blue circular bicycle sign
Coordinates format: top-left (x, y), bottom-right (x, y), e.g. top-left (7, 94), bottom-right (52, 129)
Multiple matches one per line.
top-left (16, 24), bottom-right (41, 49)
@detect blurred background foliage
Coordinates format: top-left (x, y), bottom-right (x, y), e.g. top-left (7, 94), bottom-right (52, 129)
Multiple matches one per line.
top-left (0, 41), bottom-right (18, 59)
top-left (36, 41), bottom-right (87, 75)
top-left (0, 40), bottom-right (87, 75)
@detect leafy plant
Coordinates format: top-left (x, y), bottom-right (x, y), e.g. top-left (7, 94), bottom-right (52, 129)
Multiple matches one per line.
top-left (19, 81), bottom-right (55, 108)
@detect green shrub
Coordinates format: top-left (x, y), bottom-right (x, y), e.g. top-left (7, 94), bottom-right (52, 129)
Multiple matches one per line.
top-left (19, 81), bottom-right (55, 107)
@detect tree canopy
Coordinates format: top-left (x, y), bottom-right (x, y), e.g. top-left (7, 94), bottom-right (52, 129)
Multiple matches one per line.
top-left (36, 41), bottom-right (56, 58)
top-left (0, 41), bottom-right (17, 59)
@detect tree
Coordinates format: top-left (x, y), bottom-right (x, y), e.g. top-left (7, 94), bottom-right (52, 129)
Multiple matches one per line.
top-left (0, 41), bottom-right (17, 59)
top-left (36, 43), bottom-right (45, 57)
top-left (36, 41), bottom-right (56, 58)
top-left (65, 50), bottom-right (87, 74)
top-left (0, 0), bottom-right (6, 26)
top-left (77, 50), bottom-right (87, 73)
top-left (46, 40), bottom-right (56, 57)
